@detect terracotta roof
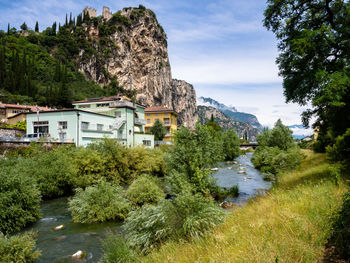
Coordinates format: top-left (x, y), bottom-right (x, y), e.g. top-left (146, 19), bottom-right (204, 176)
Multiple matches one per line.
top-left (73, 95), bottom-right (124, 104)
top-left (0, 103), bottom-right (51, 112)
top-left (145, 106), bottom-right (177, 114)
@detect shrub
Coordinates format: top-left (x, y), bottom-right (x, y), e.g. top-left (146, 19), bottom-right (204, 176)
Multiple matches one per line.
top-left (71, 147), bottom-right (107, 188)
top-left (327, 192), bottom-right (350, 260)
top-left (222, 129), bottom-right (240, 160)
top-left (124, 200), bottom-right (176, 254)
top-left (0, 232), bottom-right (41, 263)
top-left (173, 191), bottom-right (226, 239)
top-left (124, 191), bottom-right (226, 254)
top-left (251, 146), bottom-right (303, 176)
top-left (101, 231), bottom-right (138, 263)
top-left (126, 175), bottom-right (165, 207)
top-left (327, 128), bottom-right (350, 168)
top-left (68, 182), bottom-right (130, 224)
top-left (0, 164), bottom-right (41, 235)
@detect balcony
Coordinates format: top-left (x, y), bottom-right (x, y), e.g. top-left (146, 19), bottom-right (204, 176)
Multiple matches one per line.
top-left (109, 100), bottom-right (136, 109)
top-left (135, 118), bottom-right (146, 126)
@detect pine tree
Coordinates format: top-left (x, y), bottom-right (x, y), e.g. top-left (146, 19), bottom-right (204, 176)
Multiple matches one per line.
top-left (35, 21), bottom-right (39, 32)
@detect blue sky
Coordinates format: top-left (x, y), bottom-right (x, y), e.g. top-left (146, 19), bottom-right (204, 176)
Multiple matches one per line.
top-left (0, 0), bottom-right (312, 129)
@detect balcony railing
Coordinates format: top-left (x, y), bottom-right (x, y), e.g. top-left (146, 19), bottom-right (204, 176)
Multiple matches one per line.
top-left (110, 100), bottom-right (136, 109)
top-left (135, 118), bottom-right (146, 125)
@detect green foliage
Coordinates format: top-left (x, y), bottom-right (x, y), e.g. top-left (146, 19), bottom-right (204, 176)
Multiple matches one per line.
top-left (0, 163), bottom-right (41, 235)
top-left (101, 231), bottom-right (138, 263)
top-left (264, 1), bottom-right (350, 152)
top-left (124, 200), bottom-right (175, 254)
top-left (150, 119), bottom-right (166, 141)
top-left (124, 191), bottom-right (225, 254)
top-left (88, 139), bottom-right (166, 184)
top-left (126, 175), bottom-right (165, 207)
top-left (68, 182), bottom-right (130, 224)
top-left (327, 128), bottom-right (350, 168)
top-left (222, 129), bottom-right (240, 160)
top-left (0, 120), bottom-right (26, 131)
top-left (0, 232), bottom-right (41, 263)
top-left (211, 185), bottom-right (239, 200)
top-left (252, 119), bottom-right (303, 176)
top-left (21, 146), bottom-right (77, 199)
top-left (71, 147), bottom-right (107, 188)
top-left (327, 192), bottom-right (350, 260)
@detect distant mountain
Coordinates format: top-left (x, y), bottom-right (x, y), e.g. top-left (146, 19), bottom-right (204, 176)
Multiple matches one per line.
top-left (197, 105), bottom-right (260, 141)
top-left (197, 97), bottom-right (262, 129)
top-left (288, 124), bottom-right (314, 139)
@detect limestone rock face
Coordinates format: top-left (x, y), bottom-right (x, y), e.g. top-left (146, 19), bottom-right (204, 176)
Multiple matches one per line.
top-left (197, 105), bottom-right (259, 141)
top-left (78, 7), bottom-right (198, 128)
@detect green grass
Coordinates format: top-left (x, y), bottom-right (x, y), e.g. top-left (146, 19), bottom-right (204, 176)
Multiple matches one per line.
top-left (142, 150), bottom-right (348, 262)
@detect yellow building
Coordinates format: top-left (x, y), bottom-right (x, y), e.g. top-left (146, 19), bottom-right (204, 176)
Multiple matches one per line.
top-left (0, 102), bottom-right (51, 122)
top-left (144, 106), bottom-right (178, 141)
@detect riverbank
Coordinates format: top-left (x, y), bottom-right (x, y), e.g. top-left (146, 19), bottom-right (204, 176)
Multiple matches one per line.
top-left (143, 150), bottom-right (348, 262)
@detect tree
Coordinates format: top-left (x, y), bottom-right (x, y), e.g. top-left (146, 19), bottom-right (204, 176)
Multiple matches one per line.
top-left (151, 119), bottom-right (166, 141)
top-left (35, 21), bottom-right (39, 32)
top-left (20, 22), bottom-right (28, 31)
top-left (264, 0), bottom-right (350, 151)
top-left (222, 129), bottom-right (240, 160)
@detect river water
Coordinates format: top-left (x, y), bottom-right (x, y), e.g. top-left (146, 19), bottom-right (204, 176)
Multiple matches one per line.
top-left (27, 152), bottom-right (271, 262)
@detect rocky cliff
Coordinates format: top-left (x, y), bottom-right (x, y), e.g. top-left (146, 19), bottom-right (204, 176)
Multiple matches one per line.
top-left (197, 105), bottom-right (259, 141)
top-left (78, 6), bottom-right (198, 128)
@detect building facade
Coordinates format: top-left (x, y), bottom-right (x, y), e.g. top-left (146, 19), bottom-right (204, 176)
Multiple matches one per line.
top-left (144, 106), bottom-right (178, 142)
top-left (26, 96), bottom-right (154, 148)
top-left (0, 102), bottom-right (50, 122)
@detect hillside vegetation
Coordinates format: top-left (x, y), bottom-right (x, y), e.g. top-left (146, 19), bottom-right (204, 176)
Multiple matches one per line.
top-left (143, 150), bottom-right (348, 262)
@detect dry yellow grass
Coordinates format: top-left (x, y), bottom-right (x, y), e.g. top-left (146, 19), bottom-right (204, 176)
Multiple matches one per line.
top-left (143, 150), bottom-right (348, 263)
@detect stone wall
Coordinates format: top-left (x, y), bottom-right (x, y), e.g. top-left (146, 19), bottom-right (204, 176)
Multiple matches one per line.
top-left (0, 128), bottom-right (25, 138)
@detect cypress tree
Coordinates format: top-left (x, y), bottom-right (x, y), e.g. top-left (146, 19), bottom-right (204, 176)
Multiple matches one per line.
top-left (69, 12), bottom-right (73, 26)
top-left (35, 21), bottom-right (39, 32)
top-left (0, 45), bottom-right (5, 85)
top-left (52, 22), bottom-right (57, 35)
top-left (7, 24), bottom-right (10, 35)
top-left (65, 14), bottom-right (68, 26)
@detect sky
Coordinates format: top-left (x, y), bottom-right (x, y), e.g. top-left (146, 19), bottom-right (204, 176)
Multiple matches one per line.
top-left (0, 0), bottom-right (313, 131)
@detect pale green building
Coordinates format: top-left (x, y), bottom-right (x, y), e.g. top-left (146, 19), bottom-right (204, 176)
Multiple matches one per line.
top-left (26, 96), bottom-right (154, 147)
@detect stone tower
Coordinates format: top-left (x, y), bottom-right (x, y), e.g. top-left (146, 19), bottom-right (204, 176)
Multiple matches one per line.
top-left (103, 6), bottom-right (112, 21)
top-left (83, 6), bottom-right (97, 18)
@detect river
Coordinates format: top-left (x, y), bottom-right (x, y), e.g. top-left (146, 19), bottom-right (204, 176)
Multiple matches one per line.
top-left (27, 152), bottom-right (271, 262)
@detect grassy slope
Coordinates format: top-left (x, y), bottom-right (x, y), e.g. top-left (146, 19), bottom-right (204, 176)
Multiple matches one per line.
top-left (144, 150), bottom-right (348, 263)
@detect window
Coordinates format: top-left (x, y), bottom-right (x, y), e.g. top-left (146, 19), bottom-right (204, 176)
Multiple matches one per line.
top-left (155, 113), bottom-right (159, 116)
top-left (97, 124), bottom-right (104, 131)
top-left (147, 119), bottom-right (151, 124)
top-left (97, 103), bottom-right (109, 107)
top-left (33, 121), bottom-right (49, 134)
top-left (79, 105), bottom-right (91, 108)
top-left (164, 118), bottom-right (170, 125)
top-left (81, 122), bottom-right (89, 130)
top-left (164, 113), bottom-right (169, 116)
top-left (58, 121), bottom-right (67, 129)
top-left (115, 111), bottom-right (121, 118)
top-left (143, 140), bottom-right (151, 146)
top-left (146, 113), bottom-right (150, 116)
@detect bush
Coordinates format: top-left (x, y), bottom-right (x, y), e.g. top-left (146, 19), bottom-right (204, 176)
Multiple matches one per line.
top-left (71, 147), bottom-right (107, 188)
top-left (0, 164), bottom-right (41, 235)
top-left (211, 185), bottom-right (239, 200)
top-left (251, 146), bottom-right (303, 176)
top-left (124, 191), bottom-right (225, 254)
top-left (0, 232), bottom-right (41, 263)
top-left (68, 182), bottom-right (130, 224)
top-left (101, 231), bottom-right (138, 263)
top-left (126, 175), bottom-right (165, 207)
top-left (88, 139), bottom-right (166, 184)
top-left (124, 200), bottom-right (175, 254)
top-left (327, 128), bottom-right (350, 168)
top-left (327, 192), bottom-right (350, 260)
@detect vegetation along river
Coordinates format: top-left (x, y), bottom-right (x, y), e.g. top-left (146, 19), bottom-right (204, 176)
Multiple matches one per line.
top-left (27, 152), bottom-right (271, 263)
